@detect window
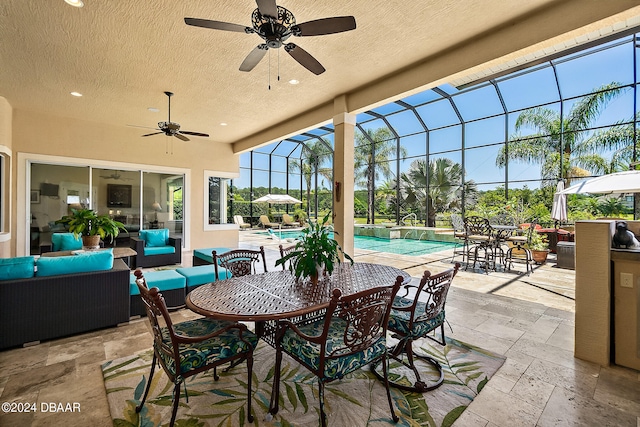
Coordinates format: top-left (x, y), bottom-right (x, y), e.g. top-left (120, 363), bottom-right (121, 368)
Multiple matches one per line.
top-left (204, 171), bottom-right (238, 230)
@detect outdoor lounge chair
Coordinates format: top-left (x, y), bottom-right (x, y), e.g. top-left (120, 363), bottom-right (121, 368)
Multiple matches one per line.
top-left (233, 215), bottom-right (251, 230)
top-left (259, 215), bottom-right (281, 229)
top-left (281, 213), bottom-right (300, 227)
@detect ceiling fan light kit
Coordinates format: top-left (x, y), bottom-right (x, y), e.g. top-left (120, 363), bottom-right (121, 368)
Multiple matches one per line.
top-left (137, 91), bottom-right (209, 142)
top-left (185, 0), bottom-right (356, 76)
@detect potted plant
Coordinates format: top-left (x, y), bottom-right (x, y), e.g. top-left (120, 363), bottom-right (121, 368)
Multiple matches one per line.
top-left (275, 212), bottom-right (353, 285)
top-left (56, 208), bottom-right (127, 250)
top-left (528, 229), bottom-right (550, 264)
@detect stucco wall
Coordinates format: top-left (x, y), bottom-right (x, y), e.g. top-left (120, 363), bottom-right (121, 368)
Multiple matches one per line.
top-left (10, 107), bottom-right (241, 255)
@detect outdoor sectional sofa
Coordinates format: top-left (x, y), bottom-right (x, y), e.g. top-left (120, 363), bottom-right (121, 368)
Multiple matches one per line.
top-left (0, 250), bottom-right (130, 350)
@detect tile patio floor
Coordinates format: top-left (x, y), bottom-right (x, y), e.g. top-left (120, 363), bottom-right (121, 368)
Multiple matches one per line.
top-left (0, 231), bottom-right (638, 426)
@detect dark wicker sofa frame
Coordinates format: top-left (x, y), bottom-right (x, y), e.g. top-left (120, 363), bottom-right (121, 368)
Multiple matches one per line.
top-left (130, 236), bottom-right (182, 268)
top-left (0, 259), bottom-right (130, 350)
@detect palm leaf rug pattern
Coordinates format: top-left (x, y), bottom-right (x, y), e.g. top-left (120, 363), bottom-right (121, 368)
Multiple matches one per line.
top-left (102, 337), bottom-right (504, 427)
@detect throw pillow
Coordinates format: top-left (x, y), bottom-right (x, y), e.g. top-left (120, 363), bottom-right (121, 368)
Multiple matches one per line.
top-left (0, 256), bottom-right (35, 280)
top-left (140, 229), bottom-right (168, 247)
top-left (51, 233), bottom-right (82, 251)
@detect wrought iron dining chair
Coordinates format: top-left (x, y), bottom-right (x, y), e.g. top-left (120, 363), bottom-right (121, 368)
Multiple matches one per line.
top-left (371, 263), bottom-right (459, 392)
top-left (463, 216), bottom-right (493, 272)
top-left (506, 219), bottom-right (538, 275)
top-left (278, 243), bottom-right (297, 271)
top-left (450, 213), bottom-right (468, 264)
top-left (212, 246), bottom-right (267, 279)
top-left (268, 277), bottom-right (403, 427)
top-left (133, 270), bottom-right (258, 427)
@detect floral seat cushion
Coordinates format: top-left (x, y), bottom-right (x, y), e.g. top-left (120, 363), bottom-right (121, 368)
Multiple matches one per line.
top-left (280, 317), bottom-right (386, 380)
top-left (388, 296), bottom-right (445, 338)
top-left (158, 318), bottom-right (258, 376)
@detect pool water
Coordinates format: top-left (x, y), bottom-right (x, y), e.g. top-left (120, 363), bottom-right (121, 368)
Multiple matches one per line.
top-left (258, 230), bottom-right (456, 256)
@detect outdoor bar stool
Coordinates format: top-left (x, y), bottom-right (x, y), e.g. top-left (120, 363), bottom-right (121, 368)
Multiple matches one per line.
top-left (505, 219), bottom-right (538, 275)
top-left (450, 214), bottom-right (468, 264)
top-left (463, 216), bottom-right (494, 273)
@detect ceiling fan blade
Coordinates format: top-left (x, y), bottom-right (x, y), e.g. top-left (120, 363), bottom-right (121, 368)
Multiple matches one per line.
top-left (292, 16), bottom-right (356, 36)
top-left (142, 132), bottom-right (163, 137)
top-left (128, 124), bottom-right (159, 130)
top-left (174, 133), bottom-right (190, 142)
top-left (255, 0), bottom-right (278, 18)
top-left (285, 43), bottom-right (325, 75)
top-left (180, 130), bottom-right (210, 137)
top-left (239, 45), bottom-right (268, 71)
top-left (184, 17), bottom-right (251, 33)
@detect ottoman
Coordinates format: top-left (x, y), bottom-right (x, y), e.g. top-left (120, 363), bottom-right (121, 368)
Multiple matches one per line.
top-left (176, 265), bottom-right (232, 293)
top-left (192, 247), bottom-right (230, 266)
top-left (130, 270), bottom-right (186, 317)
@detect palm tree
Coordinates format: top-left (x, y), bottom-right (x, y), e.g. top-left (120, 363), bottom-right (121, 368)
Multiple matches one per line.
top-left (354, 127), bottom-right (407, 223)
top-left (496, 82), bottom-right (627, 187)
top-left (288, 139), bottom-right (333, 218)
top-left (400, 158), bottom-right (477, 227)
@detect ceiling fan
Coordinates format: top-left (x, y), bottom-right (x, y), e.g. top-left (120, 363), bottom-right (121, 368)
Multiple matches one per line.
top-left (184, 0), bottom-right (356, 75)
top-left (139, 92), bottom-right (209, 142)
top-left (100, 171), bottom-right (132, 181)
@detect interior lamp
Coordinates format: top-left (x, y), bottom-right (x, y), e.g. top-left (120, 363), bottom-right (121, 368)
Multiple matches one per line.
top-left (152, 202), bottom-right (162, 222)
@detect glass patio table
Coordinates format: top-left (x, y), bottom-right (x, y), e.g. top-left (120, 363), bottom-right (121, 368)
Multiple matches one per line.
top-left (186, 262), bottom-right (411, 346)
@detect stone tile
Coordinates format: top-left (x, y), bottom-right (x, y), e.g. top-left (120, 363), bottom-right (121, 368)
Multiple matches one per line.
top-left (449, 325), bottom-right (514, 356)
top-left (510, 337), bottom-right (600, 375)
top-left (538, 385), bottom-right (637, 427)
top-left (103, 332), bottom-right (152, 361)
top-left (467, 383), bottom-right (543, 427)
top-left (510, 373), bottom-right (555, 409)
top-left (0, 389), bottom-right (39, 427)
top-left (593, 366), bottom-right (640, 417)
top-left (474, 315), bottom-right (525, 342)
top-left (494, 357), bottom-right (531, 383)
top-left (0, 343), bottom-right (50, 376)
top-left (2, 359), bottom-right (75, 398)
top-left (523, 359), bottom-right (598, 400)
top-left (545, 322), bottom-right (574, 352)
top-left (46, 335), bottom-right (105, 367)
top-left (452, 409), bottom-right (489, 427)
top-left (486, 374), bottom-right (516, 393)
top-left (520, 315), bottom-right (561, 343)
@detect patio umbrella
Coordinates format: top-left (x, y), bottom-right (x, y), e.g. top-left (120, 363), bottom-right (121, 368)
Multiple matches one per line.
top-left (252, 194), bottom-right (302, 204)
top-left (551, 180), bottom-right (567, 225)
top-left (558, 171), bottom-right (640, 194)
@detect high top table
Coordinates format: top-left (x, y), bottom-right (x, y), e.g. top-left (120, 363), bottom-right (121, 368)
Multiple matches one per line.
top-left (186, 262), bottom-right (411, 346)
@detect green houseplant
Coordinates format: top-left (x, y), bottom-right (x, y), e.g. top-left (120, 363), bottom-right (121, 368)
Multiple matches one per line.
top-left (56, 208), bottom-right (127, 249)
top-left (528, 229), bottom-right (549, 264)
top-left (275, 212), bottom-right (353, 284)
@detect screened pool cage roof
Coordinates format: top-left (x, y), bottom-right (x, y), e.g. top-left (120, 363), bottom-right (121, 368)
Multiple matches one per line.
top-left (249, 29), bottom-right (640, 162)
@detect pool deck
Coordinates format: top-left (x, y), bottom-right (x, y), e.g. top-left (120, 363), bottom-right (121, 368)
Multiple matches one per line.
top-left (239, 228), bottom-right (576, 312)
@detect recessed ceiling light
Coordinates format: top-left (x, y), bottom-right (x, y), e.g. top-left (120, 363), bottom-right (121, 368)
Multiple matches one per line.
top-left (64, 0), bottom-right (84, 7)
top-left (288, 79), bottom-right (300, 85)
top-left (147, 107), bottom-right (160, 113)
top-left (70, 91), bottom-right (82, 97)
top-left (220, 122), bottom-right (228, 126)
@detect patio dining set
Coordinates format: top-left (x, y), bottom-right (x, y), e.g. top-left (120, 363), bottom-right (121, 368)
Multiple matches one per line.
top-left (451, 214), bottom-right (539, 274)
top-left (131, 246), bottom-right (460, 427)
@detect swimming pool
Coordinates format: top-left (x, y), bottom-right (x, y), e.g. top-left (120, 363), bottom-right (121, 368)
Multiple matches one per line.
top-left (257, 230), bottom-right (457, 256)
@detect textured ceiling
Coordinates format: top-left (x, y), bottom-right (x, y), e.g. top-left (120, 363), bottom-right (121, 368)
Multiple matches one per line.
top-left (1, 1), bottom-right (638, 146)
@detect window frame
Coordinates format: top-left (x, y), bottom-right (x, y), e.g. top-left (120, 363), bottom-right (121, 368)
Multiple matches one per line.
top-left (203, 170), bottom-right (239, 231)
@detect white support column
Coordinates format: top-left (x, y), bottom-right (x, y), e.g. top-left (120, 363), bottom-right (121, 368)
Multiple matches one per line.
top-left (333, 110), bottom-right (356, 260)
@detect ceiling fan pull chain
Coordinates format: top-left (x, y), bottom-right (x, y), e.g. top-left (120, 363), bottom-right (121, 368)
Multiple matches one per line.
top-left (268, 50), bottom-right (271, 90)
top-left (278, 49), bottom-right (280, 82)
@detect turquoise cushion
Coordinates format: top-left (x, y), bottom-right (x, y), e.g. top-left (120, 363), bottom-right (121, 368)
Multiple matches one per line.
top-left (158, 318), bottom-right (258, 377)
top-left (0, 256), bottom-right (35, 280)
top-left (130, 270), bottom-right (186, 296)
top-left (280, 317), bottom-right (387, 379)
top-left (139, 229), bottom-right (168, 247)
top-left (388, 298), bottom-right (445, 338)
top-left (36, 249), bottom-right (114, 277)
top-left (51, 233), bottom-right (82, 251)
top-left (193, 247), bottom-right (230, 264)
top-left (144, 246), bottom-right (175, 256)
top-left (176, 265), bottom-right (231, 287)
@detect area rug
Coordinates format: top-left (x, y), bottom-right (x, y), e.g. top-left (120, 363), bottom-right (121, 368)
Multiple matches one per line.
top-left (102, 337), bottom-right (505, 427)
